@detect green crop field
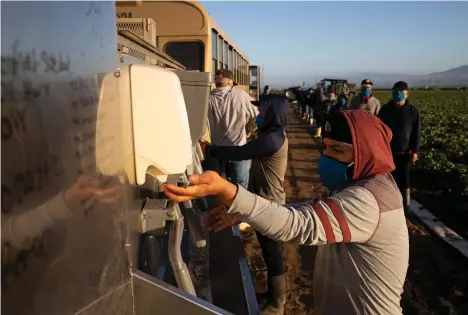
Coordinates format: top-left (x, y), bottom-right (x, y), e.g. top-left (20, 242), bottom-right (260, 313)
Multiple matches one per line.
top-left (373, 90), bottom-right (468, 197)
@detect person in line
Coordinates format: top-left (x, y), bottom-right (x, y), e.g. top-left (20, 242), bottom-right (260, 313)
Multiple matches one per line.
top-left (349, 79), bottom-right (381, 115)
top-left (201, 94), bottom-right (289, 315)
top-left (343, 82), bottom-right (350, 97)
top-left (304, 88), bottom-right (316, 125)
top-left (296, 86), bottom-right (307, 119)
top-left (207, 69), bottom-right (259, 189)
top-left (309, 87), bottom-right (325, 137)
top-left (322, 94), bottom-right (349, 139)
top-left (313, 91), bottom-right (336, 138)
top-left (378, 81), bottom-right (421, 214)
top-left (164, 110), bottom-right (409, 315)
top-left (259, 85), bottom-right (271, 104)
top-left (331, 93), bottom-right (349, 114)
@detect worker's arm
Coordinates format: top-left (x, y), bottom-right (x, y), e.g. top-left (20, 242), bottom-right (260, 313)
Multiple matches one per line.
top-left (228, 185), bottom-right (380, 245)
top-left (241, 90), bottom-right (259, 121)
top-left (374, 99), bottom-right (382, 115)
top-left (208, 132), bottom-right (285, 161)
top-left (1, 191), bottom-right (73, 249)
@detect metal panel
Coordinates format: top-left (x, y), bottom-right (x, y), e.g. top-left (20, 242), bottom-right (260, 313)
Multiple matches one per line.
top-left (1, 2), bottom-right (133, 315)
top-left (117, 30), bottom-right (185, 69)
top-left (133, 270), bottom-right (233, 315)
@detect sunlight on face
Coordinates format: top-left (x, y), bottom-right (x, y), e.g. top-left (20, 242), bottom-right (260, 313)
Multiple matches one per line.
top-left (320, 138), bottom-right (354, 164)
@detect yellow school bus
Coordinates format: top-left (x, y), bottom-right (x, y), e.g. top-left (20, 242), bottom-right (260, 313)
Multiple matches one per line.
top-left (116, 0), bottom-right (251, 92)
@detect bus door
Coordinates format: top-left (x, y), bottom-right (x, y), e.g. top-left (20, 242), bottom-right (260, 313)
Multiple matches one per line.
top-left (249, 65), bottom-right (261, 101)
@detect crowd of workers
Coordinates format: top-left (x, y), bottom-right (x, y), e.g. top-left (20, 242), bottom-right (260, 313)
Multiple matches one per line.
top-left (163, 69), bottom-right (422, 315)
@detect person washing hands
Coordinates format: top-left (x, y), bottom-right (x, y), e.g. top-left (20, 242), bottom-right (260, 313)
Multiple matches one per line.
top-left (199, 93), bottom-right (289, 315)
top-left (164, 110), bottom-right (409, 315)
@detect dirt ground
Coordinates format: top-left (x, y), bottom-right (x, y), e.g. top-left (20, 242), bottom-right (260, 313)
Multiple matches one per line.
top-left (241, 106), bottom-right (468, 315)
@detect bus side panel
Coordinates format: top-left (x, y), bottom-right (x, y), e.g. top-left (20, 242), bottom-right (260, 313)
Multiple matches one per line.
top-left (1, 2), bottom-right (136, 315)
top-left (116, 1), bottom-right (207, 37)
top-left (117, 1), bottom-right (211, 73)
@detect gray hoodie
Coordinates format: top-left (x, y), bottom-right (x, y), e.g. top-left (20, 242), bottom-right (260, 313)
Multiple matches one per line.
top-left (208, 86), bottom-right (259, 146)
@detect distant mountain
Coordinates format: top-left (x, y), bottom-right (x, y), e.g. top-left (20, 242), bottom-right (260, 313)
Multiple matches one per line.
top-left (347, 65), bottom-right (468, 88)
top-left (268, 65), bottom-right (468, 89)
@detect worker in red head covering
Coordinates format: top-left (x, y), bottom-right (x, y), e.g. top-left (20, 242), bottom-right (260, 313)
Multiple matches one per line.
top-left (163, 110), bottom-right (409, 315)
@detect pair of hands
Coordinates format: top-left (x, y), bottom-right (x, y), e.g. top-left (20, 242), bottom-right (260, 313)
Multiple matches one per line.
top-left (162, 171), bottom-right (241, 232)
top-left (63, 175), bottom-right (123, 210)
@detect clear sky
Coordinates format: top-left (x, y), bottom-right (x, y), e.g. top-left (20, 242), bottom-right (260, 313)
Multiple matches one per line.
top-left (202, 1), bottom-right (468, 86)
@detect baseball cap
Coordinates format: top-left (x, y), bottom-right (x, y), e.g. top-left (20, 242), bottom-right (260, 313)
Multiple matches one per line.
top-left (392, 81), bottom-right (409, 91)
top-left (215, 69), bottom-right (238, 86)
top-left (361, 79), bottom-right (373, 86)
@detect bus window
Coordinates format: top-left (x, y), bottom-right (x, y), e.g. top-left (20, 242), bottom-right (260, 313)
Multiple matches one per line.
top-left (223, 41), bottom-right (228, 69)
top-left (233, 50), bottom-right (237, 81)
top-left (212, 30), bottom-right (218, 74)
top-left (164, 41), bottom-right (205, 71)
top-left (239, 57), bottom-right (243, 85)
top-left (242, 59), bottom-right (245, 85)
top-left (228, 47), bottom-right (233, 71)
top-left (218, 36), bottom-right (223, 69)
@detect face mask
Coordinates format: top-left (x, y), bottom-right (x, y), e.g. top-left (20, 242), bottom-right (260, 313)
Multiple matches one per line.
top-left (392, 90), bottom-right (405, 102)
top-left (255, 115), bottom-right (262, 128)
top-left (361, 87), bottom-right (371, 97)
top-left (340, 99), bottom-right (347, 106)
top-left (318, 155), bottom-right (354, 190)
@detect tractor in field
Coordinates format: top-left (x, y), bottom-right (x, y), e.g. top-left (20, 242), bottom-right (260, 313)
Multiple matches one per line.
top-left (317, 78), bottom-right (357, 98)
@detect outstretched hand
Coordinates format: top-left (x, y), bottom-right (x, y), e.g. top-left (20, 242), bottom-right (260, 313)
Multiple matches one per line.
top-left (162, 171), bottom-right (238, 205)
top-left (203, 205), bottom-right (241, 232)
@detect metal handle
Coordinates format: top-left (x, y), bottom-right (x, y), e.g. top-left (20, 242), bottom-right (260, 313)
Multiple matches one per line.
top-left (168, 216), bottom-right (197, 296)
top-left (195, 142), bottom-right (204, 162)
top-left (182, 201), bottom-right (207, 248)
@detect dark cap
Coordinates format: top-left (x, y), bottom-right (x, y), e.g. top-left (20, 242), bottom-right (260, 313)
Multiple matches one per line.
top-left (392, 81), bottom-right (409, 91)
top-left (215, 69), bottom-right (233, 80)
top-left (215, 69), bottom-right (238, 86)
top-left (361, 79), bottom-right (373, 86)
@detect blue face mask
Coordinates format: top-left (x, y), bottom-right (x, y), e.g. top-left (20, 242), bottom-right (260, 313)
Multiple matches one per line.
top-left (318, 155), bottom-right (353, 190)
top-left (392, 90), bottom-right (405, 102)
top-left (361, 87), bottom-right (371, 97)
top-left (340, 98), bottom-right (347, 106)
top-left (255, 115), bottom-right (262, 128)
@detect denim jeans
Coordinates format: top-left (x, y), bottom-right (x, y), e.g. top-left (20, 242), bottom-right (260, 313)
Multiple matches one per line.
top-left (225, 160), bottom-right (251, 189)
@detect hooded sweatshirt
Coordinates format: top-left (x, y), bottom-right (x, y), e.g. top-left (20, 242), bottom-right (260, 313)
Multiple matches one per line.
top-left (226, 110), bottom-right (409, 315)
top-left (209, 94), bottom-right (289, 204)
top-left (208, 86), bottom-right (259, 146)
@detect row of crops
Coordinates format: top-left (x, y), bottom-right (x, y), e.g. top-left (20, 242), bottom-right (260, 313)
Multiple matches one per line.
top-left (373, 90), bottom-right (468, 198)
